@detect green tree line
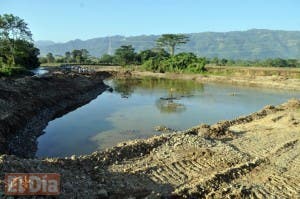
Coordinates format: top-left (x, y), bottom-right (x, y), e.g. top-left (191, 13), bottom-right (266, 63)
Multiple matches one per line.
top-left (0, 14), bottom-right (40, 76)
top-left (41, 33), bottom-right (300, 74)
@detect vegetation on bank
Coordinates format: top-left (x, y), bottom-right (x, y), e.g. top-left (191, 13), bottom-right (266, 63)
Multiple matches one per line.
top-left (37, 29), bottom-right (300, 60)
top-left (0, 14), bottom-right (40, 76)
top-left (41, 33), bottom-right (300, 74)
top-left (1, 14), bottom-right (297, 76)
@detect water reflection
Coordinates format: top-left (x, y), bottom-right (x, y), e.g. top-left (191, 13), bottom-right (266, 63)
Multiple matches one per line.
top-left (111, 77), bottom-right (204, 113)
top-left (37, 77), bottom-right (300, 157)
top-left (112, 78), bottom-right (204, 95)
top-left (155, 99), bottom-right (186, 113)
top-left (31, 67), bottom-right (48, 76)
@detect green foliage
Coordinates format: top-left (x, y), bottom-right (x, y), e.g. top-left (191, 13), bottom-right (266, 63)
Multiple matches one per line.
top-left (143, 56), bottom-right (167, 73)
top-left (209, 57), bottom-right (300, 67)
top-left (0, 14), bottom-right (39, 75)
top-left (187, 61), bottom-right (207, 73)
top-left (142, 52), bottom-right (207, 73)
top-left (46, 53), bottom-right (55, 63)
top-left (99, 54), bottom-right (114, 65)
top-left (65, 51), bottom-right (71, 63)
top-left (0, 66), bottom-right (13, 76)
top-left (0, 66), bottom-right (26, 76)
top-left (0, 14), bottom-right (33, 66)
top-left (156, 34), bottom-right (189, 56)
top-left (71, 49), bottom-right (88, 63)
top-left (13, 40), bottom-right (40, 69)
top-left (112, 77), bottom-right (204, 98)
top-left (161, 53), bottom-right (198, 71)
top-left (114, 45), bottom-right (137, 66)
top-left (40, 49), bottom-right (92, 64)
top-left (138, 48), bottom-right (170, 64)
top-left (37, 30), bottom-right (300, 60)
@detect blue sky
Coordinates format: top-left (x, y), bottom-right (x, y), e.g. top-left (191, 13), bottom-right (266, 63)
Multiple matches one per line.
top-left (1, 0), bottom-right (299, 42)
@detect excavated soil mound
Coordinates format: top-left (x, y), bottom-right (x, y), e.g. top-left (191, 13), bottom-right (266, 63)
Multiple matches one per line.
top-left (0, 99), bottom-right (299, 198)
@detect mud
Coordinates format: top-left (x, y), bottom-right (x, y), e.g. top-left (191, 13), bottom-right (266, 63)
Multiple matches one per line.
top-left (0, 99), bottom-right (299, 198)
top-left (0, 72), bottom-right (111, 158)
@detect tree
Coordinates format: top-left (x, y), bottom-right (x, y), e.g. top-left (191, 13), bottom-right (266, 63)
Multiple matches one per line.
top-left (219, 58), bottom-right (228, 66)
top-left (39, 57), bottom-right (47, 64)
top-left (65, 51), bottom-right (71, 63)
top-left (99, 54), bottom-right (114, 64)
top-left (46, 53), bottom-right (55, 63)
top-left (114, 45), bottom-right (136, 66)
top-left (138, 48), bottom-right (170, 64)
top-left (0, 14), bottom-right (32, 65)
top-left (81, 49), bottom-right (89, 63)
top-left (71, 49), bottom-right (82, 63)
top-left (70, 49), bottom-right (90, 63)
top-left (14, 39), bottom-right (39, 68)
top-left (156, 34), bottom-right (189, 56)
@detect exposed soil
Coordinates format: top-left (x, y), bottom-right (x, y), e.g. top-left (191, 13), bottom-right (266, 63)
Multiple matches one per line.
top-left (0, 99), bottom-right (299, 198)
top-left (95, 66), bottom-right (300, 91)
top-left (131, 71), bottom-right (300, 91)
top-left (0, 71), bottom-right (111, 158)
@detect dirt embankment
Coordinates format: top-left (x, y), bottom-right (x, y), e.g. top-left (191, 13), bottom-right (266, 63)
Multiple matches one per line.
top-left (0, 72), bottom-right (111, 158)
top-left (132, 71), bottom-right (300, 91)
top-left (95, 66), bottom-right (300, 91)
top-left (0, 99), bottom-right (299, 198)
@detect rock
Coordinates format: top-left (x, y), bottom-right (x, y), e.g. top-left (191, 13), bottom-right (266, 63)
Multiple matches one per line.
top-left (70, 155), bottom-right (76, 160)
top-left (97, 188), bottom-right (108, 198)
top-left (154, 125), bottom-right (174, 132)
top-left (64, 182), bottom-right (73, 191)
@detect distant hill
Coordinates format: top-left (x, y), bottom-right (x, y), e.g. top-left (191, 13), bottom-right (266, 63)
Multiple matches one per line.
top-left (35, 40), bottom-right (56, 47)
top-left (35, 29), bottom-right (300, 60)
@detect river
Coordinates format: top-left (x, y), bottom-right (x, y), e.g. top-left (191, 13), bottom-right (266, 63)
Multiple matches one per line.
top-left (36, 77), bottom-right (300, 157)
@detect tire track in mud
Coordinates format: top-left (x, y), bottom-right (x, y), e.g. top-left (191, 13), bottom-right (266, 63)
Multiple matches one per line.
top-left (0, 99), bottom-right (299, 198)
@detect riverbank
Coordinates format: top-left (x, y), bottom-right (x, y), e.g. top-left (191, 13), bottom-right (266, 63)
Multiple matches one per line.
top-left (94, 65), bottom-right (300, 91)
top-left (0, 68), bottom-right (299, 198)
top-left (0, 71), bottom-right (111, 158)
top-left (0, 99), bottom-right (299, 198)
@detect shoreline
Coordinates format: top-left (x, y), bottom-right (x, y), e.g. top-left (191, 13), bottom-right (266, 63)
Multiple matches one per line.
top-left (94, 65), bottom-right (300, 91)
top-left (0, 71), bottom-right (111, 158)
top-left (0, 99), bottom-right (299, 198)
top-left (133, 70), bottom-right (300, 91)
top-left (0, 68), bottom-right (299, 198)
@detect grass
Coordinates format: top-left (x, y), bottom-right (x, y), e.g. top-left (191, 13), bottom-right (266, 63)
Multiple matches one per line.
top-left (0, 66), bottom-right (26, 77)
top-left (40, 63), bottom-right (62, 67)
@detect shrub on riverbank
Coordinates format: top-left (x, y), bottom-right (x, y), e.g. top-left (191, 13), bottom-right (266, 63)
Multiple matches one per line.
top-left (142, 52), bottom-right (207, 73)
top-left (0, 65), bottom-right (26, 77)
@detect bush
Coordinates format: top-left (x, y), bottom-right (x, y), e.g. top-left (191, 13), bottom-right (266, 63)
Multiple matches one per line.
top-left (187, 61), bottom-right (207, 73)
top-left (0, 66), bottom-right (26, 76)
top-left (161, 53), bottom-right (198, 72)
top-left (143, 56), bottom-right (166, 72)
top-left (142, 52), bottom-right (207, 73)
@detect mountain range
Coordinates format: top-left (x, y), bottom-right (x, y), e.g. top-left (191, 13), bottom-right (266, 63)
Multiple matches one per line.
top-left (35, 29), bottom-right (300, 60)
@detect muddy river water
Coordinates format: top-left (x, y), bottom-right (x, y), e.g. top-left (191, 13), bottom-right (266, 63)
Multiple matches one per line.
top-left (36, 77), bottom-right (300, 157)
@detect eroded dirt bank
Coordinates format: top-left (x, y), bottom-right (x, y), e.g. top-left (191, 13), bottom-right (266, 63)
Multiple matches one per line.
top-left (0, 72), bottom-right (111, 158)
top-left (0, 99), bottom-right (299, 198)
top-left (132, 71), bottom-right (300, 91)
top-left (95, 66), bottom-right (300, 91)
